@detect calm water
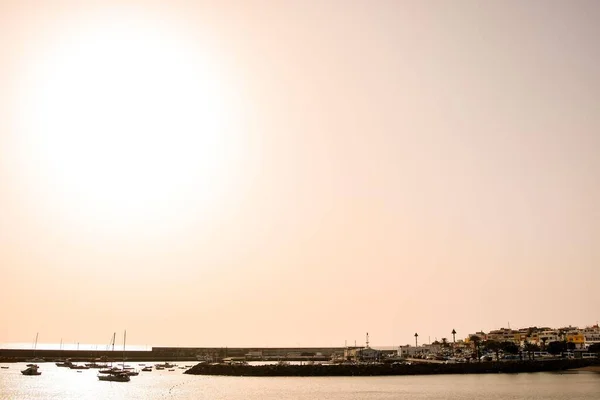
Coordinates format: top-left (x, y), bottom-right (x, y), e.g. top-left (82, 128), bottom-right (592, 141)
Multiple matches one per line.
top-left (2, 362), bottom-right (599, 399)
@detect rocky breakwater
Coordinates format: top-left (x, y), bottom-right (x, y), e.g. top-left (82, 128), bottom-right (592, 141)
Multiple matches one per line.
top-left (185, 359), bottom-right (597, 377)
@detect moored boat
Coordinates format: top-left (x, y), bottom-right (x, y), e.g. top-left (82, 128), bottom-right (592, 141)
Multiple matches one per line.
top-left (155, 362), bottom-right (176, 368)
top-left (56, 359), bottom-right (73, 367)
top-left (21, 364), bottom-right (41, 375)
top-left (70, 364), bottom-right (90, 370)
top-left (98, 372), bottom-right (130, 382)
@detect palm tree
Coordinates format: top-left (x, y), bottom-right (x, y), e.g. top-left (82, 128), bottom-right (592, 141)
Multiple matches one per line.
top-left (451, 329), bottom-right (456, 344)
top-left (441, 338), bottom-right (448, 347)
top-left (523, 342), bottom-right (540, 360)
top-left (414, 333), bottom-right (419, 349)
top-left (470, 335), bottom-right (482, 361)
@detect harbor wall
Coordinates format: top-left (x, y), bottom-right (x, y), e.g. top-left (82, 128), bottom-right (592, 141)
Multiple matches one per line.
top-left (0, 346), bottom-right (345, 362)
top-left (184, 359), bottom-right (599, 377)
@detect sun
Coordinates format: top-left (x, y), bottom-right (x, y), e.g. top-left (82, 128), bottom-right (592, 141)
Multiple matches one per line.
top-left (15, 11), bottom-right (242, 233)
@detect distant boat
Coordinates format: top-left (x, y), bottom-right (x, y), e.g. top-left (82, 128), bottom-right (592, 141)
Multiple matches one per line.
top-left (141, 366), bottom-right (152, 372)
top-left (21, 364), bottom-right (41, 376)
top-left (98, 372), bottom-right (130, 382)
top-left (1, 366), bottom-right (9, 369)
top-left (56, 359), bottom-right (73, 367)
top-left (25, 333), bottom-right (44, 363)
top-left (69, 364), bottom-right (90, 370)
top-left (155, 362), bottom-right (176, 368)
top-left (85, 361), bottom-right (107, 369)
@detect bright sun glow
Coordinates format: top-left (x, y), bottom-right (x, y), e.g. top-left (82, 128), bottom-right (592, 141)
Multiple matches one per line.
top-left (16, 12), bottom-right (242, 232)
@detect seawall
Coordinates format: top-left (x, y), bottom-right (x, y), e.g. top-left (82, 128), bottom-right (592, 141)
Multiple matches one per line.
top-left (184, 359), bottom-right (598, 377)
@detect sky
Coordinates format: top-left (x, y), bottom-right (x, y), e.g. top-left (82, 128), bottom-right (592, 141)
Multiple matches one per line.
top-left (1, 0), bottom-right (599, 349)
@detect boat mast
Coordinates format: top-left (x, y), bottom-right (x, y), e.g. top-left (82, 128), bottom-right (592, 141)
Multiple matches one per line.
top-left (111, 332), bottom-right (116, 368)
top-left (33, 332), bottom-right (39, 358)
top-left (122, 330), bottom-right (126, 370)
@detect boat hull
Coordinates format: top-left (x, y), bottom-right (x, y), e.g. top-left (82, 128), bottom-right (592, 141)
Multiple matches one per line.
top-left (98, 374), bottom-right (130, 382)
top-left (21, 368), bottom-right (42, 376)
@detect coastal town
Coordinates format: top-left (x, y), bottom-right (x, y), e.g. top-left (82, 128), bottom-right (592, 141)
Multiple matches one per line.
top-left (394, 323), bottom-right (600, 363)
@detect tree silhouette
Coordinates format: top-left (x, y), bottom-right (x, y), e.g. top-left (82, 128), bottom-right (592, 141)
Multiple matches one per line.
top-left (484, 340), bottom-right (501, 361)
top-left (470, 335), bottom-right (482, 361)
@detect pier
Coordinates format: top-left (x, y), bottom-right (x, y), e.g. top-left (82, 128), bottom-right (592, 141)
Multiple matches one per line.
top-left (185, 359), bottom-right (599, 377)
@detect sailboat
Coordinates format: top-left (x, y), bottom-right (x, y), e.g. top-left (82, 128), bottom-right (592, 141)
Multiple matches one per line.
top-left (98, 331), bottom-right (130, 382)
top-left (22, 332), bottom-right (42, 375)
top-left (25, 333), bottom-right (45, 363)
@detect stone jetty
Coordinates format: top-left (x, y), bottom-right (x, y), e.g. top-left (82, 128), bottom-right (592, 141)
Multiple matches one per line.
top-left (184, 359), bottom-right (597, 377)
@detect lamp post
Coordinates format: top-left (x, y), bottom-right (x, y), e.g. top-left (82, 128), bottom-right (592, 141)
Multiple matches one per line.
top-left (451, 329), bottom-right (457, 355)
top-left (414, 333), bottom-right (419, 350)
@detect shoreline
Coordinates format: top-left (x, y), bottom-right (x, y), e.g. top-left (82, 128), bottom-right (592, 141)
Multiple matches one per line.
top-left (570, 365), bottom-right (600, 372)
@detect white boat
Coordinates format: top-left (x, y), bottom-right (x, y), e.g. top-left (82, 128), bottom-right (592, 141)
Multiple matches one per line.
top-left (21, 364), bottom-right (41, 375)
top-left (141, 366), bottom-right (152, 372)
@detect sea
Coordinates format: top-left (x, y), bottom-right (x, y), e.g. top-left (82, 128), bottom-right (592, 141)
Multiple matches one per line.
top-left (1, 362), bottom-right (599, 399)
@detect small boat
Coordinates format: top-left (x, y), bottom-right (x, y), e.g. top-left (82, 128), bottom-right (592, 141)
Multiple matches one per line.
top-left (168, 369), bottom-right (175, 371)
top-left (21, 365), bottom-right (41, 375)
top-left (1, 366), bottom-right (9, 369)
top-left (141, 366), bottom-right (152, 372)
top-left (155, 366), bottom-right (164, 370)
top-left (77, 370), bottom-right (82, 373)
top-left (85, 361), bottom-right (106, 369)
top-left (98, 372), bottom-right (130, 382)
top-left (70, 364), bottom-right (90, 370)
top-left (56, 360), bottom-right (73, 367)
top-left (26, 333), bottom-right (44, 363)
top-left (120, 369), bottom-right (139, 376)
top-left (155, 362), bottom-right (176, 368)
top-left (99, 367), bottom-right (121, 374)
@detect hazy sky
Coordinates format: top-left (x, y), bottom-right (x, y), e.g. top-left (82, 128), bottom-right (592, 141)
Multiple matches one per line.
top-left (1, 0), bottom-right (599, 348)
